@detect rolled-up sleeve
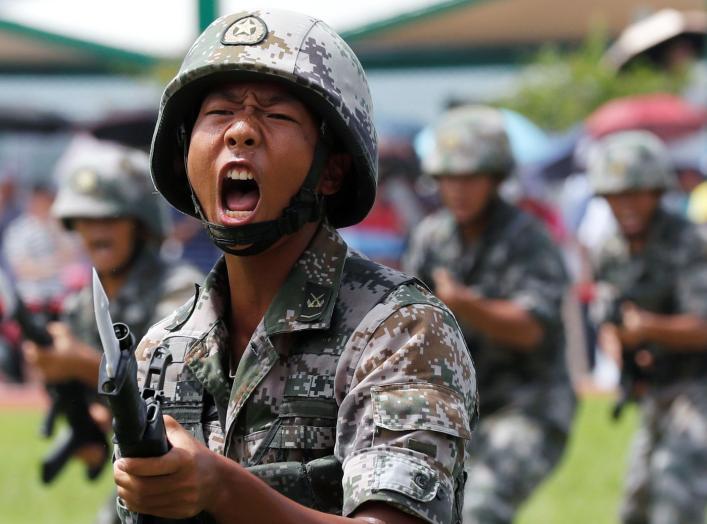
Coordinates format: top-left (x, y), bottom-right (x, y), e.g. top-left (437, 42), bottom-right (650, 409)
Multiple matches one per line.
top-left (335, 289), bottom-right (477, 524)
top-left (507, 236), bottom-right (568, 331)
top-left (676, 230), bottom-right (707, 318)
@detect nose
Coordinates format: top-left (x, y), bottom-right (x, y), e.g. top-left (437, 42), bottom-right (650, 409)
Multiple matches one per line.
top-left (224, 114), bottom-right (260, 150)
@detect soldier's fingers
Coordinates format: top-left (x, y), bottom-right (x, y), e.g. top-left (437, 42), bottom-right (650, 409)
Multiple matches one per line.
top-left (116, 474), bottom-right (200, 517)
top-left (116, 446), bottom-right (187, 477)
top-left (432, 268), bottom-right (452, 283)
top-left (635, 349), bottom-right (654, 368)
top-left (22, 341), bottom-right (39, 362)
top-left (46, 322), bottom-right (68, 338)
top-left (163, 415), bottom-right (197, 448)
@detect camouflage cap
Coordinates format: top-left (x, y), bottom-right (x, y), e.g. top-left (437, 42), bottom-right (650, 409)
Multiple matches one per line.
top-left (587, 130), bottom-right (675, 195)
top-left (151, 8), bottom-right (377, 228)
top-left (52, 136), bottom-right (169, 238)
top-left (422, 105), bottom-right (515, 178)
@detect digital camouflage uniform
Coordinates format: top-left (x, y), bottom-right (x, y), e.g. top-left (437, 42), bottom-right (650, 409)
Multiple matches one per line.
top-left (589, 131), bottom-right (707, 524)
top-left (120, 224), bottom-right (476, 524)
top-left (116, 9), bottom-right (477, 524)
top-left (52, 137), bottom-right (203, 524)
top-left (404, 106), bottom-right (575, 524)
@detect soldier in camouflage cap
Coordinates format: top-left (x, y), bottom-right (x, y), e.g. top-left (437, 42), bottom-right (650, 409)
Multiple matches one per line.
top-left (421, 105), bottom-right (514, 179)
top-left (24, 135), bottom-right (203, 524)
top-left (52, 135), bottom-right (168, 243)
top-left (113, 8), bottom-right (476, 524)
top-left (587, 129), bottom-right (675, 195)
top-left (404, 105), bottom-right (575, 524)
top-left (588, 130), bottom-right (707, 524)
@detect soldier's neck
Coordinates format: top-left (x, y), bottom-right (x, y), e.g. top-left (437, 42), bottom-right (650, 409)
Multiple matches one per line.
top-left (627, 236), bottom-right (648, 254)
top-left (99, 272), bottom-right (128, 301)
top-left (224, 221), bottom-right (319, 361)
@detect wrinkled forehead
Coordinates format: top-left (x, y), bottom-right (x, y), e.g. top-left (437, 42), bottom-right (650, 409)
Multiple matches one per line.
top-left (199, 80), bottom-right (314, 115)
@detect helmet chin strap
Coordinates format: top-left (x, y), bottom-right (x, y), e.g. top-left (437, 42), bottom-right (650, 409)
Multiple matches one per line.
top-left (183, 135), bottom-right (330, 256)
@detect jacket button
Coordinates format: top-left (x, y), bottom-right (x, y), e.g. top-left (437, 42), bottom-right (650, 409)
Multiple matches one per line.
top-left (414, 473), bottom-right (429, 489)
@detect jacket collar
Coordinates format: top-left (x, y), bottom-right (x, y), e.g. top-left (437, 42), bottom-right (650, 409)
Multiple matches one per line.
top-left (168, 222), bottom-right (348, 342)
top-left (264, 222), bottom-right (347, 335)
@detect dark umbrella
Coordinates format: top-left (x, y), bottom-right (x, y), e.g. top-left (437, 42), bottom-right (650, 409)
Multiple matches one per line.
top-left (0, 106), bottom-right (69, 133)
top-left (84, 110), bottom-right (158, 151)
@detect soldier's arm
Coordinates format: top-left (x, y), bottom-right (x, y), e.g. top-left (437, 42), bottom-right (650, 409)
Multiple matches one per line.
top-left (23, 322), bottom-right (102, 386)
top-left (335, 287), bottom-right (476, 524)
top-left (432, 268), bottom-right (543, 350)
top-left (619, 304), bottom-right (707, 351)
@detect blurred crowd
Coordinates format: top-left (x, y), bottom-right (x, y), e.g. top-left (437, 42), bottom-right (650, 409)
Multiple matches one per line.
top-left (0, 6), bottom-right (705, 524)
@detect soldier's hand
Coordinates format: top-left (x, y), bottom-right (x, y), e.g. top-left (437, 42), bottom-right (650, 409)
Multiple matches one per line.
top-left (598, 323), bottom-right (623, 367)
top-left (114, 415), bottom-right (219, 519)
top-left (618, 302), bottom-right (647, 348)
top-left (432, 269), bottom-right (472, 310)
top-left (22, 322), bottom-right (97, 384)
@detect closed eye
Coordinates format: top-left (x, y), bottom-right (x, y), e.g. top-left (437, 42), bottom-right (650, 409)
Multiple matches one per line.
top-left (205, 109), bottom-right (232, 116)
top-left (267, 113), bottom-right (296, 122)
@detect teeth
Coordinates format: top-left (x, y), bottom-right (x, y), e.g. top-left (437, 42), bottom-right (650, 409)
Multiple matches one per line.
top-left (226, 169), bottom-right (254, 181)
top-left (224, 210), bottom-right (253, 218)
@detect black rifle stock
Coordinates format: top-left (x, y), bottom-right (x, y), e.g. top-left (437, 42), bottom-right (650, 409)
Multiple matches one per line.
top-left (11, 294), bottom-right (108, 483)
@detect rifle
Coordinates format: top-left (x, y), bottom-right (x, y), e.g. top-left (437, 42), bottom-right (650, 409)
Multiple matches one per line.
top-left (94, 269), bottom-right (172, 523)
top-left (0, 268), bottom-right (108, 483)
top-left (605, 272), bottom-right (673, 421)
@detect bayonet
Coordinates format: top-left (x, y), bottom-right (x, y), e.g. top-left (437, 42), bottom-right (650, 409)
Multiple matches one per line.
top-left (93, 269), bottom-right (119, 379)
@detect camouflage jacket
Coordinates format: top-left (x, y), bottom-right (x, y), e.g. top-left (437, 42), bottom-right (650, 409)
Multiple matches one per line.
top-left (592, 208), bottom-right (707, 380)
top-left (130, 224), bottom-right (476, 524)
top-left (403, 199), bottom-right (574, 432)
top-left (63, 247), bottom-right (203, 350)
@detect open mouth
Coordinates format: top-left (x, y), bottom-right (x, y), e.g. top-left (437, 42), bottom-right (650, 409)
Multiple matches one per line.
top-left (88, 239), bottom-right (114, 252)
top-left (221, 168), bottom-right (261, 219)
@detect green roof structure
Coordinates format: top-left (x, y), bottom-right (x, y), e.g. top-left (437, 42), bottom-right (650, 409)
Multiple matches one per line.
top-left (343, 0), bottom-right (705, 68)
top-left (0, 18), bottom-right (160, 74)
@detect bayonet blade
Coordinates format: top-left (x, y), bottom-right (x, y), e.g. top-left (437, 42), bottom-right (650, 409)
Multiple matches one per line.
top-left (93, 269), bottom-right (119, 379)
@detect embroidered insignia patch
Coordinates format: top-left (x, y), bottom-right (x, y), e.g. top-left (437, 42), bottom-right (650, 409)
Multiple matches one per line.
top-left (222, 15), bottom-right (268, 46)
top-left (73, 168), bottom-right (98, 193)
top-left (298, 282), bottom-right (331, 322)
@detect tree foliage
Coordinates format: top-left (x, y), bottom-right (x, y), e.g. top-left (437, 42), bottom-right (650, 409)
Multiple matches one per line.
top-left (499, 29), bottom-right (689, 132)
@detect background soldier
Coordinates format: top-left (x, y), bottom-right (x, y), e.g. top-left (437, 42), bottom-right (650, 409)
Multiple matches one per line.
top-left (23, 135), bottom-right (203, 524)
top-left (403, 105), bottom-right (576, 524)
top-left (111, 8), bottom-right (476, 524)
top-left (588, 130), bottom-right (707, 524)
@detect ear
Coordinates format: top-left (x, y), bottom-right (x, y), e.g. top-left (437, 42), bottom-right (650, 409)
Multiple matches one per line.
top-left (319, 153), bottom-right (352, 196)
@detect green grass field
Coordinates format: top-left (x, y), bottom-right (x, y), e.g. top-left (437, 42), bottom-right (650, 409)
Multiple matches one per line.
top-left (0, 397), bottom-right (637, 524)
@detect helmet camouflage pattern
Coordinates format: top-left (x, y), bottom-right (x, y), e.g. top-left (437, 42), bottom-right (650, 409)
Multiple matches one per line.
top-left (587, 130), bottom-right (675, 195)
top-left (52, 136), bottom-right (169, 238)
top-left (423, 105), bottom-right (515, 178)
top-left (151, 8), bottom-right (377, 228)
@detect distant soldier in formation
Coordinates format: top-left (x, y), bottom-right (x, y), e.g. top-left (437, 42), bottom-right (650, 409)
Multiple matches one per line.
top-left (403, 106), bottom-right (576, 524)
top-left (23, 136), bottom-right (202, 524)
top-left (588, 130), bottom-right (707, 524)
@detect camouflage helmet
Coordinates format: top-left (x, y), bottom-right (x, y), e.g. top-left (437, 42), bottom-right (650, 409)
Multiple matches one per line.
top-left (52, 135), bottom-right (169, 239)
top-left (423, 105), bottom-right (515, 178)
top-left (587, 130), bottom-right (675, 195)
top-left (150, 8), bottom-right (377, 229)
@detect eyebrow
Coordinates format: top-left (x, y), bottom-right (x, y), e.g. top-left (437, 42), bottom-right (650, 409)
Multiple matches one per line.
top-left (205, 89), bottom-right (300, 107)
